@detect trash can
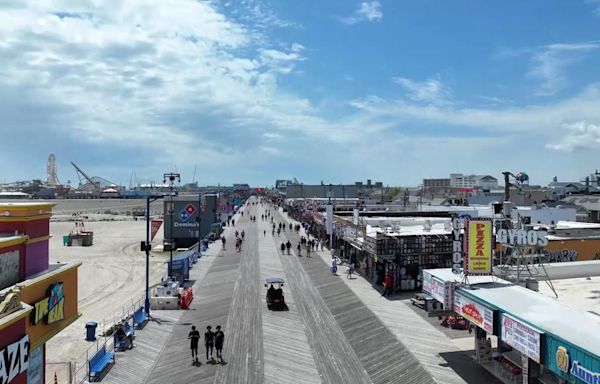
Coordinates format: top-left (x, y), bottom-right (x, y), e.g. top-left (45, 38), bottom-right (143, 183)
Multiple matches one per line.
top-left (85, 321), bottom-right (98, 341)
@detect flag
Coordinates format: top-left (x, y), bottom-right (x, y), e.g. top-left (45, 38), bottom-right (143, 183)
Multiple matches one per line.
top-left (151, 220), bottom-right (163, 241)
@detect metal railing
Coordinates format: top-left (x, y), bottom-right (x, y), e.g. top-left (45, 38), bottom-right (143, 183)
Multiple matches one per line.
top-left (48, 294), bottom-right (146, 384)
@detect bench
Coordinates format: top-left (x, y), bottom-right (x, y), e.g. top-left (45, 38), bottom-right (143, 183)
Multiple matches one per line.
top-left (88, 345), bottom-right (114, 382)
top-left (113, 322), bottom-right (135, 351)
top-left (132, 308), bottom-right (148, 330)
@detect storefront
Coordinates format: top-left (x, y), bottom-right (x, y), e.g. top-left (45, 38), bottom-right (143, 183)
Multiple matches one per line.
top-left (359, 228), bottom-right (453, 292)
top-left (0, 302), bottom-right (33, 384)
top-left (423, 268), bottom-right (600, 384)
top-left (0, 203), bottom-right (80, 384)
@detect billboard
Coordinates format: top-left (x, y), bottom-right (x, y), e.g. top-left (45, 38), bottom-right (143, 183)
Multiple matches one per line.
top-left (164, 195), bottom-right (218, 248)
top-left (454, 291), bottom-right (494, 334)
top-left (464, 218), bottom-right (493, 275)
top-left (501, 314), bottom-right (542, 363)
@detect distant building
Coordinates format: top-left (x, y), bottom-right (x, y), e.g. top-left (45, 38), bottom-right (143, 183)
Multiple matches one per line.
top-left (422, 178), bottom-right (451, 195)
top-left (450, 173), bottom-right (498, 189)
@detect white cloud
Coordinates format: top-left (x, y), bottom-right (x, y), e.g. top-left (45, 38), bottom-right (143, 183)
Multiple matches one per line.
top-left (546, 121), bottom-right (600, 151)
top-left (528, 42), bottom-right (599, 96)
top-left (392, 76), bottom-right (451, 105)
top-left (350, 83), bottom-right (600, 143)
top-left (341, 1), bottom-right (382, 25)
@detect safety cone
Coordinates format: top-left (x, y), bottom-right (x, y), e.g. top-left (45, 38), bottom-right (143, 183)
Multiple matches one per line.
top-left (54, 372), bottom-right (58, 384)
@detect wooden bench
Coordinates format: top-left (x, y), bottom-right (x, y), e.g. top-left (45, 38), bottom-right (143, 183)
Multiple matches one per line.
top-left (114, 322), bottom-right (135, 351)
top-left (132, 308), bottom-right (148, 330)
top-left (88, 344), bottom-right (114, 382)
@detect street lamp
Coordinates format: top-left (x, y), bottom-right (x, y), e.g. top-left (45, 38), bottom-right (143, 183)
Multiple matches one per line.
top-left (142, 194), bottom-right (166, 317)
top-left (163, 172), bottom-right (180, 279)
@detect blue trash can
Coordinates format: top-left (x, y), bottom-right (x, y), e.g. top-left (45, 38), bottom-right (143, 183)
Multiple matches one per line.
top-left (85, 321), bottom-right (98, 341)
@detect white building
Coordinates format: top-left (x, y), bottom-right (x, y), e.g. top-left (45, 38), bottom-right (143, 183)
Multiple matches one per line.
top-left (450, 173), bottom-right (498, 189)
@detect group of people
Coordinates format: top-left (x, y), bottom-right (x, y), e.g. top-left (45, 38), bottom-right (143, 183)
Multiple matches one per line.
top-left (188, 325), bottom-right (225, 364)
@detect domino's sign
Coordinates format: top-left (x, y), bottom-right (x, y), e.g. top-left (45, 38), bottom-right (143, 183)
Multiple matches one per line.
top-left (178, 204), bottom-right (197, 222)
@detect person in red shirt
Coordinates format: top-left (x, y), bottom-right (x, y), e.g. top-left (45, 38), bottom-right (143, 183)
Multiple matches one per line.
top-left (382, 273), bottom-right (394, 297)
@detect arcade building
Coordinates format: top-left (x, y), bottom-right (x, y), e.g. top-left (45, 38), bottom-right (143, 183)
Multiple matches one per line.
top-left (0, 203), bottom-right (80, 384)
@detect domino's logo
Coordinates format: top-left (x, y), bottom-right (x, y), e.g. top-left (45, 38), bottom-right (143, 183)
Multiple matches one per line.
top-left (179, 204), bottom-right (196, 222)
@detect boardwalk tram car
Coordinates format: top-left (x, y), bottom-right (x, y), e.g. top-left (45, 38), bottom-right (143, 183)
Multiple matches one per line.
top-left (265, 277), bottom-right (285, 310)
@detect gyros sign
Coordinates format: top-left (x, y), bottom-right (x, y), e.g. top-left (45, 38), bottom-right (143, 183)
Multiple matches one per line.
top-left (496, 229), bottom-right (548, 247)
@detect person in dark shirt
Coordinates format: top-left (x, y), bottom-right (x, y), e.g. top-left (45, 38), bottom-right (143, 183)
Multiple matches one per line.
top-left (188, 326), bottom-right (200, 363)
top-left (214, 325), bottom-right (225, 363)
top-left (115, 323), bottom-right (134, 349)
top-left (205, 326), bottom-right (214, 362)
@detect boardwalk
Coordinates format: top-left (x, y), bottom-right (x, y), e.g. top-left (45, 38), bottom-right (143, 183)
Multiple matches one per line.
top-left (97, 197), bottom-right (500, 384)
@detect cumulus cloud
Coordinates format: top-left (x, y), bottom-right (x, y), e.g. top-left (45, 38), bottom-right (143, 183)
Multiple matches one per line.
top-left (0, 0), bottom-right (348, 183)
top-left (341, 1), bottom-right (382, 25)
top-left (547, 122), bottom-right (600, 151)
top-left (392, 76), bottom-right (451, 105)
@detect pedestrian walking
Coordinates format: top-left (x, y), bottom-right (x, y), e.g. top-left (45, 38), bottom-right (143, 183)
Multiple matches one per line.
top-left (297, 243), bottom-right (302, 256)
top-left (383, 273), bottom-right (394, 297)
top-left (264, 230), bottom-right (266, 236)
top-left (214, 325), bottom-right (225, 363)
top-left (281, 243), bottom-right (285, 253)
top-left (306, 246), bottom-right (311, 258)
top-left (188, 326), bottom-right (200, 363)
top-left (205, 326), bottom-right (214, 362)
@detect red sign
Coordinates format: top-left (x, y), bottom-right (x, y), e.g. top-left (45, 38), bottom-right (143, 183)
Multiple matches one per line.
top-left (151, 220), bottom-right (163, 241)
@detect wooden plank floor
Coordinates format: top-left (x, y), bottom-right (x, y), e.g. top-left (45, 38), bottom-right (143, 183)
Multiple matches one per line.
top-left (259, 223), bottom-right (321, 384)
top-left (214, 222), bottom-right (264, 384)
top-left (97, 201), bottom-right (500, 384)
top-left (276, 218), bottom-right (436, 384)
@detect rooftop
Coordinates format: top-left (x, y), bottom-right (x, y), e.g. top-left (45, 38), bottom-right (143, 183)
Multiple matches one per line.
top-left (426, 268), bottom-right (600, 357)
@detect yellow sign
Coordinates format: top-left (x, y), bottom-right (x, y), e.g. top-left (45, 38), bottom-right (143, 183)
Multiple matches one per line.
top-left (556, 346), bottom-right (569, 373)
top-left (466, 219), bottom-right (493, 275)
top-left (31, 283), bottom-right (65, 325)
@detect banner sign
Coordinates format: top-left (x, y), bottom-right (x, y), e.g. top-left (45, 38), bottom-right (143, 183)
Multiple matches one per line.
top-left (0, 334), bottom-right (29, 384)
top-left (464, 218), bottom-right (493, 275)
top-left (353, 208), bottom-right (359, 226)
top-left (422, 271), bottom-right (433, 295)
top-left (501, 314), bottom-right (542, 363)
top-left (454, 291), bottom-right (494, 334)
top-left (326, 204), bottom-right (333, 235)
top-left (151, 220), bottom-right (163, 241)
top-left (430, 277), bottom-right (445, 304)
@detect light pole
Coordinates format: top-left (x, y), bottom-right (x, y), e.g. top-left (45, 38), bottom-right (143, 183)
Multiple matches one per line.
top-left (143, 195), bottom-right (166, 317)
top-left (163, 172), bottom-right (180, 279)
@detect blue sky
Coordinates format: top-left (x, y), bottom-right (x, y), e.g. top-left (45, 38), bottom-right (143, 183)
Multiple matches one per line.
top-left (1, 1), bottom-right (600, 187)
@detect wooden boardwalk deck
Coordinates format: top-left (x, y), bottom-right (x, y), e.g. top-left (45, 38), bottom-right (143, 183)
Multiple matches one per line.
top-left (97, 200), bottom-right (499, 384)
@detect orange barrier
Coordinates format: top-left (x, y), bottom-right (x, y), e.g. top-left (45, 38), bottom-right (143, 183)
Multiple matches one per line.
top-left (179, 288), bottom-right (194, 309)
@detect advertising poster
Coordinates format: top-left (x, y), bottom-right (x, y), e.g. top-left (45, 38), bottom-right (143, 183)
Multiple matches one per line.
top-left (422, 271), bottom-right (433, 295)
top-left (326, 204), bottom-right (333, 235)
top-left (464, 219), bottom-right (493, 275)
top-left (454, 291), bottom-right (494, 333)
top-left (501, 314), bottom-right (542, 363)
top-left (430, 278), bottom-right (445, 304)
